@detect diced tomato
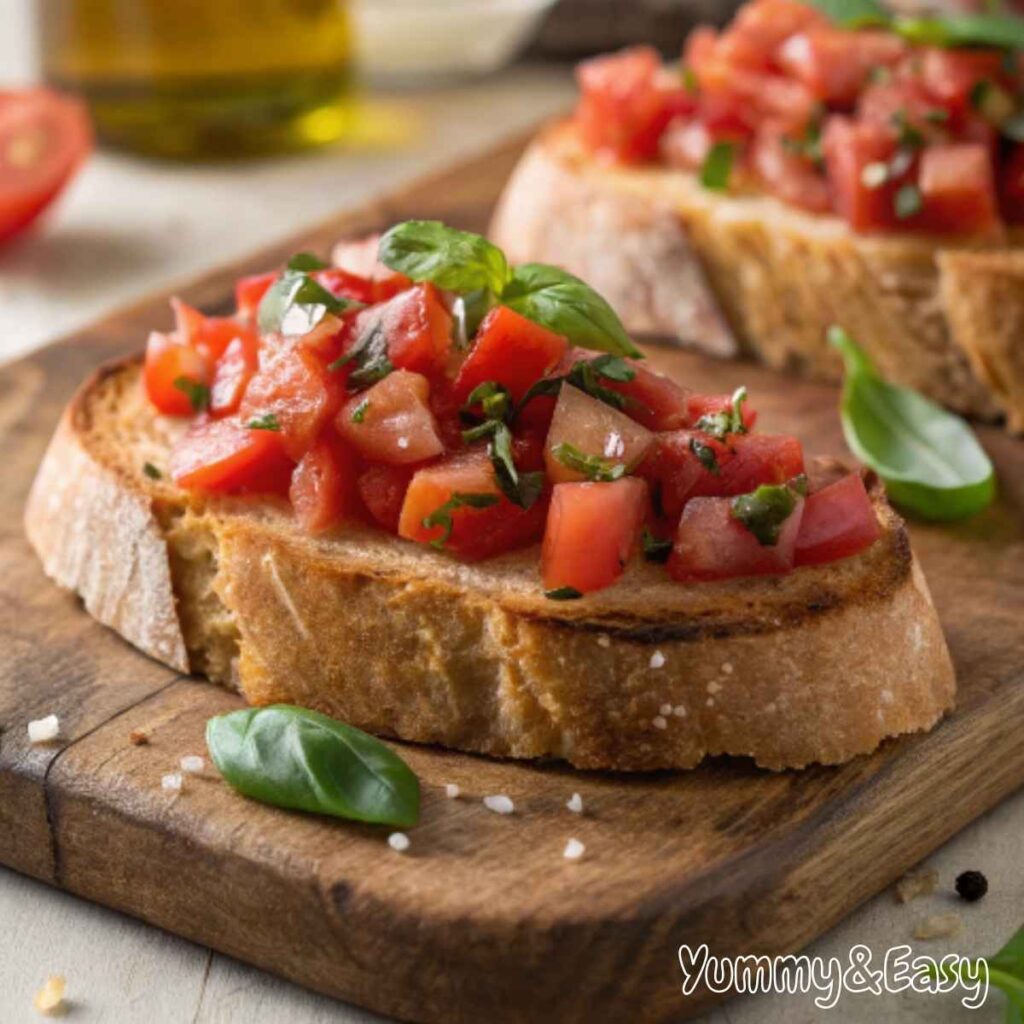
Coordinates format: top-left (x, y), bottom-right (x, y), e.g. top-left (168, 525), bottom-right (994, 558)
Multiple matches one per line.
top-left (1000, 144), bottom-right (1024, 223)
top-left (398, 451), bottom-right (548, 561)
top-left (170, 416), bottom-right (293, 495)
top-left (171, 298), bottom-right (249, 363)
top-left (289, 434), bottom-right (357, 534)
top-left (541, 478), bottom-right (648, 594)
top-left (238, 343), bottom-right (343, 460)
top-left (337, 370), bottom-right (444, 465)
top-left (576, 47), bottom-right (696, 163)
top-left (348, 282), bottom-right (453, 381)
top-left (918, 48), bottom-right (1007, 115)
top-left (332, 234), bottom-right (413, 302)
top-left (918, 143), bottom-right (999, 234)
top-left (637, 430), bottom-right (734, 522)
top-left (143, 331), bottom-right (212, 417)
top-left (685, 392), bottom-right (758, 431)
top-left (728, 0), bottom-right (827, 56)
top-left (0, 89), bottom-right (92, 244)
top-left (235, 271), bottom-right (277, 322)
top-left (544, 384), bottom-right (654, 483)
top-left (358, 463), bottom-right (416, 532)
top-left (453, 306), bottom-right (567, 405)
top-left (795, 473), bottom-right (881, 565)
top-left (209, 333), bottom-right (260, 417)
top-left (777, 29), bottom-right (905, 106)
top-left (715, 433), bottom-right (805, 496)
top-left (750, 124), bottom-right (831, 214)
top-left (314, 267), bottom-right (376, 306)
top-left (822, 115), bottom-right (903, 231)
top-left (598, 360), bottom-right (691, 431)
top-left (667, 493), bottom-right (804, 582)
top-left (428, 377), bottom-right (467, 452)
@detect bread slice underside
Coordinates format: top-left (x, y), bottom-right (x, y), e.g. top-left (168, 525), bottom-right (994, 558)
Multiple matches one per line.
top-left (490, 120), bottom-right (1024, 432)
top-left (24, 358), bottom-right (956, 771)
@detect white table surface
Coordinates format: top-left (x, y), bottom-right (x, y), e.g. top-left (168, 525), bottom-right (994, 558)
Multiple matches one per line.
top-left (1, 4), bottom-right (1021, 1021)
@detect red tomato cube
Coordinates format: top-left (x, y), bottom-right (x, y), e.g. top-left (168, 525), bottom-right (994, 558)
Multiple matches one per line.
top-left (919, 48), bottom-right (1007, 115)
top-left (715, 433), bottom-right (805, 495)
top-left (750, 123), bottom-right (831, 214)
top-left (209, 332), bottom-right (259, 418)
top-left (598, 360), bottom-right (692, 431)
top-left (235, 271), bottom-right (277, 322)
top-left (918, 143), bottom-right (999, 234)
top-left (358, 463), bottom-right (417, 533)
top-left (143, 331), bottom-right (212, 417)
top-left (795, 473), bottom-right (881, 566)
top-left (337, 370), bottom-right (444, 465)
top-left (637, 430), bottom-right (733, 521)
top-left (289, 435), bottom-right (357, 534)
top-left (668, 494), bottom-right (804, 582)
top-left (685, 392), bottom-right (758, 431)
top-left (822, 115), bottom-right (902, 231)
top-left (453, 305), bottom-right (568, 405)
top-left (541, 478), bottom-right (648, 594)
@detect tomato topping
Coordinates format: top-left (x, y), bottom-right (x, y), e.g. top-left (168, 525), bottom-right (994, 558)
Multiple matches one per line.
top-left (143, 332), bottom-right (212, 417)
top-left (170, 416), bottom-right (293, 495)
top-left (358, 463), bottom-right (416, 532)
top-left (209, 334), bottom-right (260, 417)
top-left (171, 298), bottom-right (250, 363)
top-left (668, 493), bottom-right (804, 582)
top-left (348, 282), bottom-right (453, 381)
top-left (332, 235), bottom-right (413, 301)
top-left (541, 478), bottom-right (648, 594)
top-left (715, 433), bottom-right (805, 496)
top-left (1000, 144), bottom-right (1024, 223)
top-left (453, 306), bottom-right (567, 405)
top-left (544, 384), bottom-right (654, 483)
top-left (289, 434), bottom-right (358, 534)
top-left (0, 89), bottom-right (92, 244)
top-left (918, 48), bottom-right (1007, 115)
top-left (337, 370), bottom-right (444, 465)
top-left (795, 473), bottom-right (880, 565)
top-left (918, 143), bottom-right (999, 234)
top-left (238, 343), bottom-right (343, 459)
top-left (822, 115), bottom-right (903, 232)
top-left (398, 452), bottom-right (548, 561)
top-left (750, 123), bottom-right (831, 214)
top-left (598, 360), bottom-right (691, 431)
top-left (235, 272), bottom-right (277, 322)
top-left (685, 393), bottom-right (758, 431)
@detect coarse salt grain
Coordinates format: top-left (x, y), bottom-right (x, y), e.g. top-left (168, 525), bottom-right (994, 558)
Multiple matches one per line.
top-left (652, 715), bottom-right (668, 730)
top-left (563, 838), bottom-right (585, 861)
top-left (566, 792), bottom-right (583, 814)
top-left (180, 755), bottom-right (204, 775)
top-left (33, 975), bottom-right (65, 1016)
top-left (397, 436), bottom-right (410, 450)
top-left (388, 832), bottom-right (411, 853)
top-left (445, 783), bottom-right (461, 799)
top-left (27, 715), bottom-right (59, 744)
top-left (650, 650), bottom-right (666, 669)
top-left (161, 772), bottom-right (183, 793)
top-left (483, 794), bottom-right (514, 815)
top-left (659, 703), bottom-right (672, 717)
top-left (673, 705), bottom-right (687, 717)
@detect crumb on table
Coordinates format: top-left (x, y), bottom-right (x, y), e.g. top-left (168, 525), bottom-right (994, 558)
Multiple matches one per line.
top-left (895, 867), bottom-right (939, 903)
top-left (913, 912), bottom-right (962, 941)
top-left (33, 975), bottom-right (65, 1016)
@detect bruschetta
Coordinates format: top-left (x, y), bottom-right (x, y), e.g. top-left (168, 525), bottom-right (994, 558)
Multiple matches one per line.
top-left (490, 0), bottom-right (1024, 432)
top-left (25, 223), bottom-right (955, 770)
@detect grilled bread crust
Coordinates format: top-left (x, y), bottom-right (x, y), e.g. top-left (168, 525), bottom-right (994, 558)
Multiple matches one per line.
top-left (24, 359), bottom-right (956, 770)
top-left (490, 121), bottom-right (1024, 432)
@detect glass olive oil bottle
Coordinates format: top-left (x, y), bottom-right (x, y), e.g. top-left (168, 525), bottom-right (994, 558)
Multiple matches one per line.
top-left (37, 0), bottom-right (355, 159)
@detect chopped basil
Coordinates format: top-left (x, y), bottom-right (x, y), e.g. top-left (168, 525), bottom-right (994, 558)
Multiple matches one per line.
top-left (551, 442), bottom-right (626, 482)
top-left (489, 422), bottom-right (544, 509)
top-left (890, 110), bottom-right (925, 150)
top-left (247, 412), bottom-right (281, 431)
top-left (286, 252), bottom-right (330, 272)
top-left (830, 327), bottom-right (995, 520)
top-left (516, 355), bottom-right (636, 418)
top-left (422, 492), bottom-right (501, 548)
top-left (804, 0), bottom-right (889, 28)
top-left (258, 268), bottom-right (361, 338)
top-left (642, 528), bottom-right (673, 564)
top-left (700, 141), bottom-right (735, 192)
top-left (544, 586), bottom-right (583, 601)
top-left (894, 183), bottom-right (923, 220)
top-left (682, 66), bottom-right (699, 95)
top-left (206, 705), bottom-right (419, 827)
top-left (465, 381), bottom-right (512, 423)
top-left (694, 386), bottom-right (748, 440)
top-left (690, 436), bottom-right (720, 474)
top-left (332, 321), bottom-right (394, 388)
top-left (142, 462), bottom-right (162, 480)
top-left (173, 376), bottom-right (210, 412)
top-left (350, 399), bottom-right (370, 424)
top-left (1000, 111), bottom-right (1024, 143)
top-left (730, 483), bottom-right (800, 546)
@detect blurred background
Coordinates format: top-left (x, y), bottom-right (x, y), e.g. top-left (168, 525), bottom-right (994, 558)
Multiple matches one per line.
top-left (0, 0), bottom-right (739, 365)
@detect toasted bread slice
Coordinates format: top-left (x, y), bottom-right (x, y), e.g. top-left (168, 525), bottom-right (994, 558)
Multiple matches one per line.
top-left (490, 121), bottom-right (1024, 432)
top-left (25, 358), bottom-right (955, 771)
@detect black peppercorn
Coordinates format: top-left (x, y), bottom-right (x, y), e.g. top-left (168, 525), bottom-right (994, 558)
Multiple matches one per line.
top-left (955, 870), bottom-right (988, 902)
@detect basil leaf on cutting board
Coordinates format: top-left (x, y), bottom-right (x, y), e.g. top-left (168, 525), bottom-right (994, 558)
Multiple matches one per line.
top-left (829, 327), bottom-right (995, 521)
top-left (206, 705), bottom-right (420, 827)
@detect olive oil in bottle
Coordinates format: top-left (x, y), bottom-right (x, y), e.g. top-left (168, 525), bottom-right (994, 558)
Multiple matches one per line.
top-left (37, 0), bottom-right (356, 159)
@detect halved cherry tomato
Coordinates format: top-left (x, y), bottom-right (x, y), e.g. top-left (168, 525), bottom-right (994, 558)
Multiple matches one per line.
top-left (541, 478), bottom-right (648, 594)
top-left (143, 331), bottom-right (212, 417)
top-left (358, 463), bottom-right (416, 532)
top-left (668, 493), bottom-right (804, 582)
top-left (0, 89), bottom-right (92, 243)
top-left (235, 271), bottom-right (277, 322)
top-left (398, 451), bottom-right (548, 561)
top-left (918, 143), bottom-right (999, 234)
top-left (170, 416), bottom-right (293, 495)
top-left (544, 384), bottom-right (654, 483)
top-left (453, 306), bottom-right (567, 405)
top-left (337, 370), bottom-right (444, 465)
top-left (795, 472), bottom-right (880, 565)
top-left (289, 434), bottom-right (358, 534)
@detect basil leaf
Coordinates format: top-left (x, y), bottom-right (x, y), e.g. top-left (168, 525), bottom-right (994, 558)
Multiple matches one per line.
top-left (378, 221), bottom-right (509, 296)
top-left (333, 321), bottom-right (394, 388)
top-left (731, 483), bottom-right (799, 546)
top-left (893, 12), bottom-right (1024, 50)
top-left (642, 528), bottom-right (673, 564)
top-left (173, 376), bottom-right (210, 412)
top-left (545, 586), bottom-right (583, 601)
top-left (258, 269), bottom-right (360, 337)
top-left (464, 381), bottom-right (512, 422)
top-left (830, 327), bottom-right (995, 521)
top-left (551, 442), bottom-right (626, 482)
top-left (503, 263), bottom-right (642, 359)
top-left (489, 422), bottom-right (543, 509)
top-left (350, 399), bottom-right (370, 424)
top-left (700, 141), bottom-right (735, 191)
top-left (423, 491), bottom-right (501, 547)
top-left (694, 386), bottom-right (749, 439)
top-left (287, 252), bottom-right (329, 271)
top-left (247, 413), bottom-right (281, 432)
top-left (206, 705), bottom-right (420, 827)
top-left (804, 0), bottom-right (889, 27)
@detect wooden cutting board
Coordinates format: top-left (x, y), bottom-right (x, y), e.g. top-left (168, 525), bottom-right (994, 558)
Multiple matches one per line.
top-left (1, 135), bottom-right (1022, 1024)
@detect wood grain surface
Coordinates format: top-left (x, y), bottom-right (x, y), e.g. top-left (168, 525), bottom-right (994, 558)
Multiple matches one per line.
top-left (1, 135), bottom-right (1022, 1024)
